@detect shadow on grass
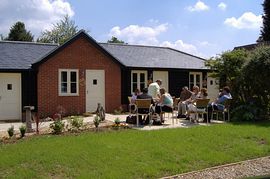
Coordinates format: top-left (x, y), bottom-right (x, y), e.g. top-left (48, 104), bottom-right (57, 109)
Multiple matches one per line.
top-left (229, 120), bottom-right (270, 128)
top-left (243, 174), bottom-right (270, 179)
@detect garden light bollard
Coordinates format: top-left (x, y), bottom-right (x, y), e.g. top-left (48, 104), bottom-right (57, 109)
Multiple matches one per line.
top-left (24, 106), bottom-right (35, 133)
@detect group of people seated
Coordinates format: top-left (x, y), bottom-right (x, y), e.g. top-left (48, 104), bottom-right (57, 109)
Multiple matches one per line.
top-left (177, 85), bottom-right (232, 122)
top-left (130, 79), bottom-right (173, 123)
top-left (130, 79), bottom-right (232, 124)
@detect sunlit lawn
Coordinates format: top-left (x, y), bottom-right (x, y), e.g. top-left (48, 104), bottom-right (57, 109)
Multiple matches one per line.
top-left (1, 121), bottom-right (270, 178)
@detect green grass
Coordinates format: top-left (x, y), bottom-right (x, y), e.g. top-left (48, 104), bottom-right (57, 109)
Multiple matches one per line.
top-left (1, 121), bottom-right (270, 178)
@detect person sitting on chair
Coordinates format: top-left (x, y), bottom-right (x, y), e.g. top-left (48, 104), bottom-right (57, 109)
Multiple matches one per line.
top-left (186, 88), bottom-right (208, 122)
top-left (155, 88), bottom-right (173, 122)
top-left (131, 88), bottom-right (141, 104)
top-left (207, 86), bottom-right (232, 122)
top-left (185, 86), bottom-right (201, 121)
top-left (177, 86), bottom-right (192, 118)
top-left (136, 88), bottom-right (154, 124)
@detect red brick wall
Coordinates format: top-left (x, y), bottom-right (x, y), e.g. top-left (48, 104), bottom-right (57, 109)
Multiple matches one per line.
top-left (37, 37), bottom-right (121, 116)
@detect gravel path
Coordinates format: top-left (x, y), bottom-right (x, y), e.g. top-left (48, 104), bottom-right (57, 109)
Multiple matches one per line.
top-left (163, 156), bottom-right (270, 179)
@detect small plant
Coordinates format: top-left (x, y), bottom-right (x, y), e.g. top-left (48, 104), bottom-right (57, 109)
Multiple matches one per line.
top-left (7, 125), bottom-right (14, 138)
top-left (114, 118), bottom-right (121, 125)
top-left (67, 116), bottom-right (84, 131)
top-left (19, 125), bottom-right (26, 138)
top-left (93, 115), bottom-right (101, 128)
top-left (49, 120), bottom-right (65, 134)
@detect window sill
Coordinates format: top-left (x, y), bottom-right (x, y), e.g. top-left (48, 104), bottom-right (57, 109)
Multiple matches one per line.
top-left (58, 94), bottom-right (79, 97)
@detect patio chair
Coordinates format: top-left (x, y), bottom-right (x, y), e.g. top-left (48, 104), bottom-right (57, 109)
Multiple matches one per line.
top-left (172, 97), bottom-right (180, 117)
top-left (211, 99), bottom-right (232, 121)
top-left (190, 99), bottom-right (210, 123)
top-left (128, 96), bottom-right (136, 114)
top-left (134, 99), bottom-right (153, 127)
top-left (160, 106), bottom-right (175, 125)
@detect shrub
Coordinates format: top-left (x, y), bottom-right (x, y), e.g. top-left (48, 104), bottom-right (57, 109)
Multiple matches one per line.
top-left (19, 125), bottom-right (26, 138)
top-left (93, 115), bottom-right (101, 128)
top-left (49, 120), bottom-right (65, 134)
top-left (7, 125), bottom-right (14, 138)
top-left (67, 116), bottom-right (84, 131)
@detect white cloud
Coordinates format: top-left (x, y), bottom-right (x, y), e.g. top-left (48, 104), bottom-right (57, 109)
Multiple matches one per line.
top-left (224, 12), bottom-right (262, 29)
top-left (160, 40), bottom-right (198, 55)
top-left (108, 23), bottom-right (204, 56)
top-left (218, 2), bottom-right (227, 11)
top-left (187, 1), bottom-right (210, 12)
top-left (109, 23), bottom-right (168, 45)
top-left (0, 0), bottom-right (74, 37)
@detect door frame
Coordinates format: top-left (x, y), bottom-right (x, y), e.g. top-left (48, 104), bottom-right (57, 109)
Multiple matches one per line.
top-left (85, 70), bottom-right (105, 112)
top-left (131, 70), bottom-right (147, 93)
top-left (189, 72), bottom-right (203, 89)
top-left (153, 71), bottom-right (169, 92)
top-left (0, 73), bottom-right (21, 121)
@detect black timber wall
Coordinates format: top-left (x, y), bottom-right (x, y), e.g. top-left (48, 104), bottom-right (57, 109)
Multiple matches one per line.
top-left (169, 70), bottom-right (189, 97)
top-left (121, 68), bottom-right (131, 104)
top-left (22, 70), bottom-right (38, 111)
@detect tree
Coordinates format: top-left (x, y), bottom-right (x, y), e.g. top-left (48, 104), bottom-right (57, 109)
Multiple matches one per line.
top-left (205, 49), bottom-right (248, 88)
top-left (5, 21), bottom-right (34, 42)
top-left (242, 46), bottom-right (270, 111)
top-left (107, 36), bottom-right (125, 44)
top-left (37, 15), bottom-right (78, 45)
top-left (258, 0), bottom-right (270, 42)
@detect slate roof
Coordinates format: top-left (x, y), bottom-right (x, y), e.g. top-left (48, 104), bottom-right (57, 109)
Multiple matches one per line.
top-left (0, 41), bottom-right (57, 70)
top-left (0, 32), bottom-right (207, 70)
top-left (234, 42), bottom-right (270, 51)
top-left (99, 43), bottom-right (207, 70)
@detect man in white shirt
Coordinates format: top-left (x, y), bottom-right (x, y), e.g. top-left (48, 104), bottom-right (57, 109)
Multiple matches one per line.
top-left (148, 79), bottom-right (162, 99)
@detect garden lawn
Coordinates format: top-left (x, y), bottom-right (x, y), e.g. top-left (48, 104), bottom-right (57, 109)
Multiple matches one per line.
top-left (1, 122), bottom-right (270, 178)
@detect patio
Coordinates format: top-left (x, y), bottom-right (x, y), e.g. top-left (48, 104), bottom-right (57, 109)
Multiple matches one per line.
top-left (0, 113), bottom-right (225, 137)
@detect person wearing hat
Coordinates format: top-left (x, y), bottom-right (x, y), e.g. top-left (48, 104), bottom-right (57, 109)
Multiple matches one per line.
top-left (148, 79), bottom-right (162, 99)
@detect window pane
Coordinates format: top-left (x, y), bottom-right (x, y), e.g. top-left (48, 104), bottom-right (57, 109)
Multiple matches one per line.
top-left (190, 74), bottom-right (194, 83)
top-left (132, 73), bottom-right (137, 83)
top-left (61, 71), bottom-right (67, 82)
top-left (70, 71), bottom-right (77, 82)
top-left (61, 83), bottom-right (67, 93)
top-left (196, 75), bottom-right (200, 83)
top-left (132, 83), bottom-right (137, 92)
top-left (71, 83), bottom-right (77, 93)
top-left (190, 84), bottom-right (194, 90)
top-left (196, 75), bottom-right (200, 86)
top-left (140, 73), bottom-right (145, 83)
top-left (140, 83), bottom-right (145, 91)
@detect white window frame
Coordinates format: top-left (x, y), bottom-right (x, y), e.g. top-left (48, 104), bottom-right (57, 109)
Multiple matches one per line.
top-left (189, 72), bottom-right (202, 90)
top-left (58, 69), bottom-right (79, 96)
top-left (131, 70), bottom-right (147, 93)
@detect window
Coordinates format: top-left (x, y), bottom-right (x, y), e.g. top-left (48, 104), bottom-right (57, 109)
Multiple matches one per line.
top-left (59, 69), bottom-right (79, 96)
top-left (131, 70), bottom-right (147, 93)
top-left (189, 72), bottom-right (202, 90)
top-left (7, 84), bottom-right (12, 90)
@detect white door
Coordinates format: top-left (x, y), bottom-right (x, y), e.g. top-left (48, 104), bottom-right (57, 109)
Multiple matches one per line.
top-left (86, 70), bottom-right (105, 112)
top-left (131, 70), bottom-right (147, 93)
top-left (207, 74), bottom-right (219, 101)
top-left (189, 72), bottom-right (202, 90)
top-left (0, 73), bottom-right (21, 121)
top-left (153, 71), bottom-right (169, 91)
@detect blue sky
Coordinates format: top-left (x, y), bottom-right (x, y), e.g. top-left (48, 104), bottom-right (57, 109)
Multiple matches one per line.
top-left (0, 0), bottom-right (263, 58)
